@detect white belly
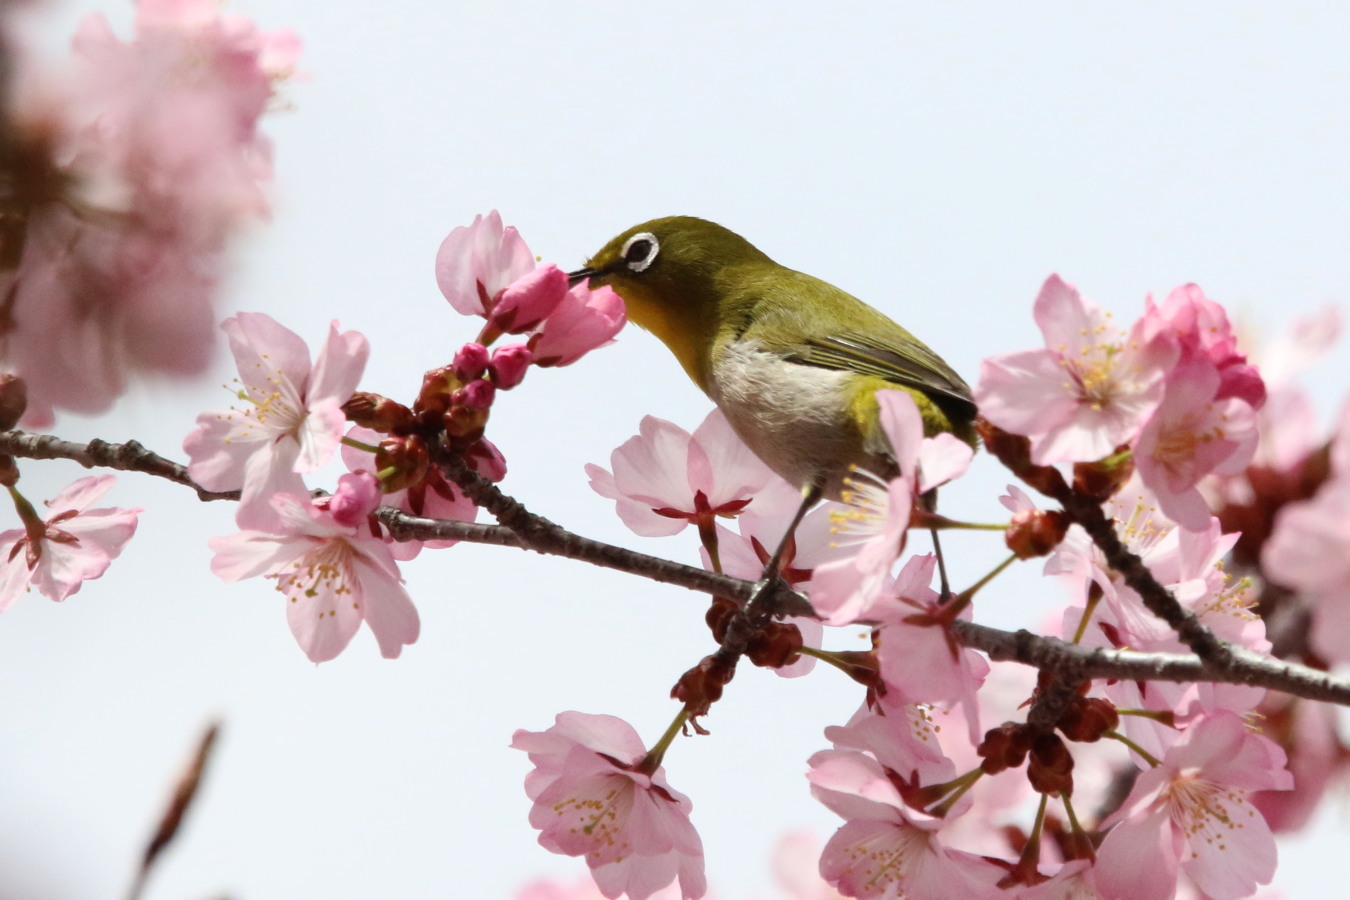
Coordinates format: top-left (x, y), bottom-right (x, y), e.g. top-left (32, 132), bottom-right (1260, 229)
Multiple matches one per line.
top-left (709, 341), bottom-right (884, 497)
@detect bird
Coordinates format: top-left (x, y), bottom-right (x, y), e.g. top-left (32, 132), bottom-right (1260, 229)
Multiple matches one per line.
top-left (568, 216), bottom-right (977, 513)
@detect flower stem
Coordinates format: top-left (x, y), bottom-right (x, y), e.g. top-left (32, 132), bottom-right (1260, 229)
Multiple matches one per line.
top-left (1105, 729), bottom-right (1162, 767)
top-left (1070, 582), bottom-right (1102, 645)
top-left (951, 552), bottom-right (1018, 610)
top-left (7, 484), bottom-right (44, 545)
top-left (914, 513), bottom-right (1009, 532)
top-left (1060, 793), bottom-right (1096, 861)
top-left (639, 709), bottom-right (691, 774)
top-left (341, 436), bottom-right (382, 455)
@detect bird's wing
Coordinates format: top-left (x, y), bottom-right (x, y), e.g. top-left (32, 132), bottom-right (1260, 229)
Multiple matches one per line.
top-left (788, 333), bottom-right (976, 414)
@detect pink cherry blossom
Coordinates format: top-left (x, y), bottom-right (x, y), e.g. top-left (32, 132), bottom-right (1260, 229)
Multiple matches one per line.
top-left (492, 264), bottom-right (570, 334)
top-left (1095, 712), bottom-right (1291, 900)
top-left (183, 313), bottom-right (368, 529)
top-left (1134, 363), bottom-right (1257, 531)
top-left (1057, 486), bottom-right (1267, 759)
top-left (208, 472), bottom-right (419, 663)
top-left (530, 280), bottom-right (628, 367)
top-left (512, 712), bottom-right (706, 900)
top-left (869, 555), bottom-right (989, 738)
top-left (807, 715), bottom-right (1005, 900)
top-left (435, 211), bottom-right (536, 319)
top-left (975, 275), bottom-right (1178, 465)
top-left (1146, 284), bottom-right (1265, 409)
top-left (3, 0), bottom-right (298, 427)
top-left (808, 391), bottom-right (972, 626)
top-left (0, 475), bottom-right (140, 610)
top-left (588, 409), bottom-right (800, 539)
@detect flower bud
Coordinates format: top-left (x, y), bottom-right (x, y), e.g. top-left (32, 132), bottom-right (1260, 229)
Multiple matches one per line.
top-left (453, 379), bottom-right (496, 411)
top-left (1026, 733), bottom-right (1075, 796)
top-left (465, 437), bottom-right (507, 482)
top-left (1005, 508), bottom-right (1069, 559)
top-left (705, 596), bottom-right (737, 643)
top-left (342, 392), bottom-right (414, 433)
top-left (452, 342), bottom-right (490, 383)
top-left (744, 620), bottom-right (804, 669)
top-left (326, 471), bottom-right (382, 529)
top-left (1072, 450), bottom-right (1134, 502)
top-left (977, 417), bottom-right (1069, 497)
top-left (670, 653), bottom-right (736, 720)
top-left (444, 405), bottom-right (490, 442)
top-left (978, 722), bottom-right (1033, 775)
top-left (488, 344), bottom-right (532, 389)
top-left (415, 365), bottom-right (461, 417)
top-left (1057, 696), bottom-right (1120, 743)
top-left (374, 435), bottom-right (430, 493)
top-left (488, 263), bottom-right (568, 334)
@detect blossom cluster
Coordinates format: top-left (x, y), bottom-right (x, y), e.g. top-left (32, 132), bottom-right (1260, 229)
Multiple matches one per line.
top-left (512, 275), bottom-right (1344, 900)
top-left (176, 212), bottom-right (624, 662)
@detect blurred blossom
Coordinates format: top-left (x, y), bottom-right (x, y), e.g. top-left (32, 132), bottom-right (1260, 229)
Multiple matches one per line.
top-left (1, 0), bottom-right (299, 425)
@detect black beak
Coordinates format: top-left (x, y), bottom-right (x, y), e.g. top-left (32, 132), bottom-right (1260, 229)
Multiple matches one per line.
top-left (567, 267), bottom-right (596, 287)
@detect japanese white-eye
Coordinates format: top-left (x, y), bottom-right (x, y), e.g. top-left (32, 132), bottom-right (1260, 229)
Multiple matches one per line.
top-left (569, 216), bottom-right (977, 502)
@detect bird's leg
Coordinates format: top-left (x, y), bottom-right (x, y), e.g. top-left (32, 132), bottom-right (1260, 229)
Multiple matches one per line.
top-left (748, 481), bottom-right (822, 605)
top-left (930, 526), bottom-right (954, 602)
top-left (919, 488), bottom-right (954, 602)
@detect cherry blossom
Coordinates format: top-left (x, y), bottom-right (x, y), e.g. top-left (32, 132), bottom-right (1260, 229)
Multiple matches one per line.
top-left (4, 0), bottom-right (299, 426)
top-left (435, 210), bottom-right (537, 320)
top-left (808, 391), bottom-right (973, 626)
top-left (184, 313), bottom-right (368, 529)
top-left (869, 555), bottom-right (989, 735)
top-left (529, 279), bottom-right (628, 368)
top-left (208, 472), bottom-right (419, 663)
top-left (0, 475), bottom-right (140, 610)
top-left (1145, 284), bottom-right (1265, 409)
top-left (975, 274), bottom-right (1177, 465)
top-left (808, 711), bottom-right (1005, 900)
top-left (1095, 712), bottom-right (1292, 900)
top-left (587, 409), bottom-right (799, 539)
top-left (512, 712), bottom-right (705, 900)
top-left (1134, 363), bottom-right (1257, 531)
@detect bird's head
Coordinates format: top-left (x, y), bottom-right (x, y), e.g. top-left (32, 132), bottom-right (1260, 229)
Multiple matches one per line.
top-left (569, 217), bottom-right (771, 389)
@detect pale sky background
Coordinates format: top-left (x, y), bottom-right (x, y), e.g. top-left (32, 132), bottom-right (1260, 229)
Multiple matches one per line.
top-left (1, 1), bottom-right (1348, 898)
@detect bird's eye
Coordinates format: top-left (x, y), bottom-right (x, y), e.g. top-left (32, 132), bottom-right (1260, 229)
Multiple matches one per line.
top-left (621, 232), bottom-right (659, 273)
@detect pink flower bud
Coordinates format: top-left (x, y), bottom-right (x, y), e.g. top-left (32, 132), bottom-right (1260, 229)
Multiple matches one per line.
top-left (466, 437), bottom-right (507, 482)
top-left (529, 282), bottom-right (627, 367)
top-left (488, 344), bottom-right (532, 389)
top-left (327, 471), bottom-right (382, 529)
top-left (454, 379), bottom-right (496, 411)
top-left (452, 342), bottom-right (490, 382)
top-left (489, 263), bottom-right (568, 334)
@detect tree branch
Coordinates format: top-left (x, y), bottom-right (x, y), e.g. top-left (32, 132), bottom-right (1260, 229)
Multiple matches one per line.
top-left (5, 428), bottom-right (1350, 707)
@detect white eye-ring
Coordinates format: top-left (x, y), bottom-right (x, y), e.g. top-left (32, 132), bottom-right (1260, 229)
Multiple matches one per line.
top-left (621, 232), bottom-right (660, 273)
